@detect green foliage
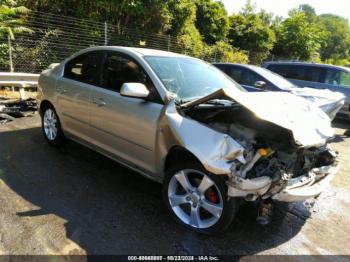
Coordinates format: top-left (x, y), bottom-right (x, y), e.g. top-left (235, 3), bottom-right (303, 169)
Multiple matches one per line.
top-left (318, 14), bottom-right (350, 62)
top-left (195, 0), bottom-right (229, 44)
top-left (0, 0), bottom-right (31, 39)
top-left (2, 0), bottom-right (350, 70)
top-left (227, 1), bottom-right (275, 64)
top-left (273, 11), bottom-right (326, 61)
top-left (0, 0), bottom-right (32, 71)
top-left (290, 4), bottom-right (317, 23)
top-left (208, 40), bottom-right (248, 63)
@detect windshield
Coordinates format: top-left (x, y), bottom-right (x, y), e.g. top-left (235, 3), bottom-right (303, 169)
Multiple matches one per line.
top-left (252, 66), bottom-right (297, 91)
top-left (144, 56), bottom-right (246, 102)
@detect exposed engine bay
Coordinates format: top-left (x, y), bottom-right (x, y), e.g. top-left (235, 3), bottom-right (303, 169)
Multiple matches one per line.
top-left (182, 101), bottom-right (338, 202)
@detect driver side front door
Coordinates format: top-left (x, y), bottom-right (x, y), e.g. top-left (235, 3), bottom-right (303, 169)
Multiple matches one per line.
top-left (89, 52), bottom-right (164, 175)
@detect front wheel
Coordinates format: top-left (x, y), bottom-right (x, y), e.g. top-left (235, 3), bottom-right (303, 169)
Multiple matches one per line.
top-left (162, 162), bottom-right (238, 234)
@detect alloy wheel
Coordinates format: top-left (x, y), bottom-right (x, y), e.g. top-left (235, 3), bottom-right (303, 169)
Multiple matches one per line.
top-left (168, 169), bottom-right (223, 229)
top-left (43, 108), bottom-right (58, 141)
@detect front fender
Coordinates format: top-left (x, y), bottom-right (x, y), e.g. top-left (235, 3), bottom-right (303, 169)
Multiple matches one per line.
top-left (157, 101), bottom-right (246, 175)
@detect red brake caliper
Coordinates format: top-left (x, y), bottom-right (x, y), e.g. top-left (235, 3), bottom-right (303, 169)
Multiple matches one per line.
top-left (208, 190), bottom-right (219, 204)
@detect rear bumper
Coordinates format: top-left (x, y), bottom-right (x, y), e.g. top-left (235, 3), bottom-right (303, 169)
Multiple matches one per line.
top-left (272, 164), bottom-right (339, 202)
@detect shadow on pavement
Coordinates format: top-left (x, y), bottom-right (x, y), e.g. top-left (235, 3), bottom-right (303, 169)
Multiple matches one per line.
top-left (0, 126), bottom-right (309, 255)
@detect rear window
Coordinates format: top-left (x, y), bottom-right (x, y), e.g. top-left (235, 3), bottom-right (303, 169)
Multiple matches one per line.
top-left (64, 52), bottom-right (103, 85)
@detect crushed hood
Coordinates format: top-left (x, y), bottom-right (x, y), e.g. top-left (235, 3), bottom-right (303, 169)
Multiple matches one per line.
top-left (181, 89), bottom-right (334, 147)
top-left (291, 87), bottom-right (345, 120)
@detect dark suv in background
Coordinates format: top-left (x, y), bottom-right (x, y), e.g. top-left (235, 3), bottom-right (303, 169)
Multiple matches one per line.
top-left (262, 61), bottom-right (350, 119)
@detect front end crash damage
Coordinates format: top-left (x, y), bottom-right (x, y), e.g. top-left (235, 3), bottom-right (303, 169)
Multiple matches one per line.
top-left (172, 88), bottom-right (339, 203)
top-left (290, 87), bottom-right (346, 121)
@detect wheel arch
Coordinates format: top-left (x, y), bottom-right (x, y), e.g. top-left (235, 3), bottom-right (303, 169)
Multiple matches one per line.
top-left (164, 146), bottom-right (202, 173)
top-left (39, 100), bottom-right (55, 116)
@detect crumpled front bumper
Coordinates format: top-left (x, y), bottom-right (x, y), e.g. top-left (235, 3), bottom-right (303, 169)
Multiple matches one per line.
top-left (272, 164), bottom-right (339, 202)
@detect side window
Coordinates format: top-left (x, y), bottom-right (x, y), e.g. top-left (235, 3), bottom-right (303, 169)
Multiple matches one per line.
top-left (339, 71), bottom-right (350, 87)
top-left (226, 67), bottom-right (244, 83)
top-left (324, 69), bottom-right (340, 85)
top-left (284, 65), bottom-right (304, 80)
top-left (64, 52), bottom-right (102, 85)
top-left (213, 64), bottom-right (228, 74)
top-left (103, 52), bottom-right (162, 103)
top-left (103, 53), bottom-right (148, 92)
top-left (239, 68), bottom-right (263, 86)
top-left (268, 65), bottom-right (289, 78)
top-left (303, 66), bottom-right (325, 82)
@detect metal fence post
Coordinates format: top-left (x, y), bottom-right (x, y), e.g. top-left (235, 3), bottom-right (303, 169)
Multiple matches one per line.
top-left (104, 22), bottom-right (108, 46)
top-left (8, 35), bottom-right (13, 72)
top-left (167, 34), bottom-right (170, 51)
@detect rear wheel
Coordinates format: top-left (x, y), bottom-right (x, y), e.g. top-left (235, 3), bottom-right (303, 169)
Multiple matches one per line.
top-left (41, 105), bottom-right (65, 147)
top-left (163, 161), bottom-right (238, 234)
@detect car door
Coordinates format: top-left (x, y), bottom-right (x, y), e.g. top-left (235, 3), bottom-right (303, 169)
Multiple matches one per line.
top-left (56, 51), bottom-right (104, 142)
top-left (322, 68), bottom-right (350, 117)
top-left (89, 51), bottom-right (164, 174)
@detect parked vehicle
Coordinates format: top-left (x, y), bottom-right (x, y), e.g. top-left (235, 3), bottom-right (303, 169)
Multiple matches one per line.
top-left (38, 47), bottom-right (338, 234)
top-left (262, 61), bottom-right (350, 119)
top-left (213, 63), bottom-right (345, 120)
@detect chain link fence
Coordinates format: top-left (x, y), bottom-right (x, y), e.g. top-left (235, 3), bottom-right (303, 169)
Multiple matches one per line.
top-left (0, 11), bottom-right (219, 73)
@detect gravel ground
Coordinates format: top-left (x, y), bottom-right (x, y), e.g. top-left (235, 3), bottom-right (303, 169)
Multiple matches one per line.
top-left (0, 114), bottom-right (349, 255)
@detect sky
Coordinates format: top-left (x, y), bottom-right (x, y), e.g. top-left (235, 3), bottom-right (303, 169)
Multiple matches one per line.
top-left (220, 0), bottom-right (350, 20)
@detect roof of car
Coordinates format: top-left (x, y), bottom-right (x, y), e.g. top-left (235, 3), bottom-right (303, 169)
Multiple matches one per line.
top-left (212, 62), bottom-right (260, 70)
top-left (262, 61), bottom-right (350, 72)
top-left (81, 46), bottom-right (189, 58)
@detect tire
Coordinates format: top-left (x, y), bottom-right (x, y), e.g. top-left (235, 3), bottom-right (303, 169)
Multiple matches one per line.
top-left (41, 105), bottom-right (65, 147)
top-left (162, 161), bottom-right (239, 235)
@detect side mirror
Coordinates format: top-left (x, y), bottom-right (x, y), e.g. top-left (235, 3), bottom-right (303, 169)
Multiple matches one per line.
top-left (254, 81), bottom-right (266, 89)
top-left (120, 83), bottom-right (150, 99)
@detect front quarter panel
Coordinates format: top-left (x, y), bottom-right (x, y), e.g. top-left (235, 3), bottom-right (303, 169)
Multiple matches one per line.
top-left (155, 101), bottom-right (246, 177)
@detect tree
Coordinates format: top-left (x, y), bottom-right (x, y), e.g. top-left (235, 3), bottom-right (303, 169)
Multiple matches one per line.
top-left (227, 1), bottom-right (275, 64)
top-left (273, 11), bottom-right (326, 61)
top-left (20, 0), bottom-right (172, 34)
top-left (298, 4), bottom-right (316, 22)
top-left (195, 0), bottom-right (229, 44)
top-left (0, 0), bottom-right (32, 71)
top-left (208, 40), bottom-right (248, 63)
top-left (318, 14), bottom-right (350, 64)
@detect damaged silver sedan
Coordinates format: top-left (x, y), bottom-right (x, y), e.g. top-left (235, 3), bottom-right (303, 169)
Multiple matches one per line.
top-left (37, 47), bottom-right (339, 234)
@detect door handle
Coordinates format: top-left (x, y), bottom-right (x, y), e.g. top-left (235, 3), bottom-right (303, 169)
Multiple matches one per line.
top-left (93, 98), bottom-right (106, 107)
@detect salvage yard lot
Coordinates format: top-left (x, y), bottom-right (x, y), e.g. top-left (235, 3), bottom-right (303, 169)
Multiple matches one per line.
top-left (0, 114), bottom-right (349, 255)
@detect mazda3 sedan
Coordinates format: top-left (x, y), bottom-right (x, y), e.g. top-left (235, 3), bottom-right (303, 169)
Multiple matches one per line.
top-left (37, 47), bottom-right (338, 234)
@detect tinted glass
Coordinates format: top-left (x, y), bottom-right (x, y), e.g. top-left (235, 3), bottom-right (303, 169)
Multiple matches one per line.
top-left (267, 64), bottom-right (289, 78)
top-left (103, 53), bottom-right (148, 92)
top-left (225, 67), bottom-right (244, 83)
top-left (102, 53), bottom-right (162, 102)
top-left (324, 69), bottom-right (350, 87)
top-left (303, 66), bottom-right (324, 82)
top-left (267, 64), bottom-right (325, 83)
top-left (253, 66), bottom-right (296, 90)
top-left (64, 52), bottom-right (102, 85)
top-left (145, 56), bottom-right (245, 102)
top-left (340, 71), bottom-right (350, 86)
